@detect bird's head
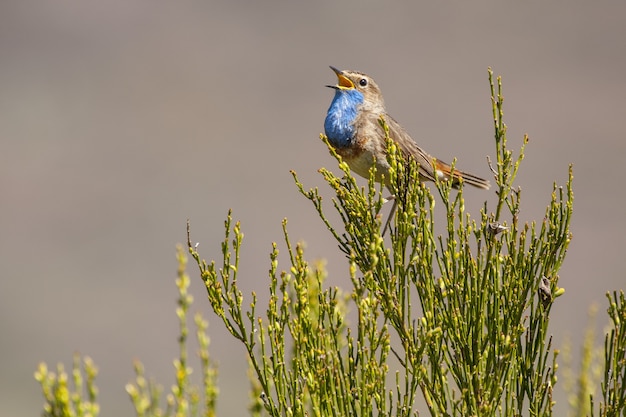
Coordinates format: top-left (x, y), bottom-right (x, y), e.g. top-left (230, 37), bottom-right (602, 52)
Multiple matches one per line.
top-left (326, 66), bottom-right (385, 113)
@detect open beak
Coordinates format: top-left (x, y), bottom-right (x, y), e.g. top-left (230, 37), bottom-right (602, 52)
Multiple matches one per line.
top-left (326, 66), bottom-right (355, 90)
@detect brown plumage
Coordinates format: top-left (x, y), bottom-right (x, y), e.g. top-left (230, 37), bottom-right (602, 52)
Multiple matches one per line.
top-left (324, 67), bottom-right (490, 190)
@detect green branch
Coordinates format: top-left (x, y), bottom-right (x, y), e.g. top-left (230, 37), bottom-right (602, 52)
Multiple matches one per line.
top-left (35, 69), bottom-right (626, 417)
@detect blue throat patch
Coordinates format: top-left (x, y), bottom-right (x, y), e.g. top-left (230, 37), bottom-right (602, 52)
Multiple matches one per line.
top-left (324, 89), bottom-right (364, 148)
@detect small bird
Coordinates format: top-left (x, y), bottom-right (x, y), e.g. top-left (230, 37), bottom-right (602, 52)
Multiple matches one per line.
top-left (324, 66), bottom-right (491, 190)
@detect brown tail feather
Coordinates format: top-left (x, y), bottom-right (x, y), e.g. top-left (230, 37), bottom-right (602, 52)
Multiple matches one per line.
top-left (434, 160), bottom-right (491, 190)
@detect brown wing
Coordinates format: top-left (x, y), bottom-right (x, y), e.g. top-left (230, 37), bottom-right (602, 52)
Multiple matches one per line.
top-left (382, 114), bottom-right (438, 182)
top-left (384, 115), bottom-right (490, 189)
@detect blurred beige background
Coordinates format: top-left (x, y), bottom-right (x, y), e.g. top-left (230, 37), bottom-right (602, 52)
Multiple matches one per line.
top-left (1, 1), bottom-right (625, 416)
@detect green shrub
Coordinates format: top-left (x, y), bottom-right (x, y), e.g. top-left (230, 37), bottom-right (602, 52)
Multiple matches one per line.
top-left (35, 69), bottom-right (626, 417)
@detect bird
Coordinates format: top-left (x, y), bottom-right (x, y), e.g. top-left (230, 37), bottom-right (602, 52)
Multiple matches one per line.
top-left (323, 66), bottom-right (491, 191)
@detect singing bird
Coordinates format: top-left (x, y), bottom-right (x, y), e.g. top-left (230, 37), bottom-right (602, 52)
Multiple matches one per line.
top-left (323, 66), bottom-right (490, 190)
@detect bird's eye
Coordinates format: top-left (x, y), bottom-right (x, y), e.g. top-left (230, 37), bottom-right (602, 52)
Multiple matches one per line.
top-left (359, 78), bottom-right (368, 87)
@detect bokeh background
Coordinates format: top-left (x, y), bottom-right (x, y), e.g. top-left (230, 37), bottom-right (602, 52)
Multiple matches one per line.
top-left (2, 1), bottom-right (625, 416)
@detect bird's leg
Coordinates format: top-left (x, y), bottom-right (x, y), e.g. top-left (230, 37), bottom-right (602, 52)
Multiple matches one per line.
top-left (381, 195), bottom-right (397, 237)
